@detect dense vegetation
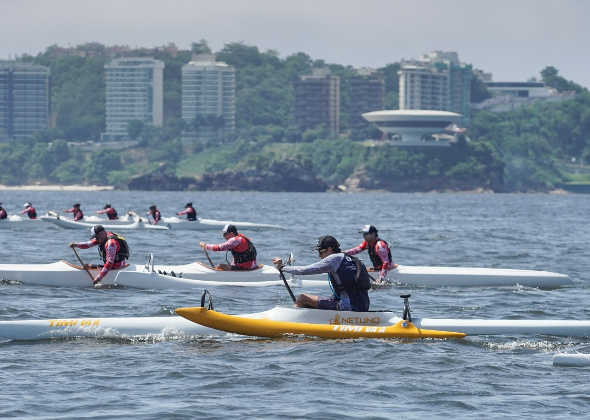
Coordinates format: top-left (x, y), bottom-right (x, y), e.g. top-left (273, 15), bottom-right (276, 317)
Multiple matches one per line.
top-left (2, 43), bottom-right (589, 191)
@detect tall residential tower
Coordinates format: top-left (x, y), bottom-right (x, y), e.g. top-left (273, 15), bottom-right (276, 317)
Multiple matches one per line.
top-left (0, 62), bottom-right (50, 141)
top-left (102, 57), bottom-right (164, 141)
top-left (181, 54), bottom-right (236, 141)
top-left (292, 68), bottom-right (340, 136)
top-left (398, 51), bottom-right (472, 125)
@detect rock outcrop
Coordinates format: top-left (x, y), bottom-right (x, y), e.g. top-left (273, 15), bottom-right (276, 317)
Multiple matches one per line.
top-left (127, 172), bottom-right (200, 191)
top-left (195, 157), bottom-right (328, 192)
top-left (127, 158), bottom-right (328, 192)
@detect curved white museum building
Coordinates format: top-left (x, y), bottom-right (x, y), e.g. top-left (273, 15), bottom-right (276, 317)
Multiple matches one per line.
top-left (362, 110), bottom-right (462, 146)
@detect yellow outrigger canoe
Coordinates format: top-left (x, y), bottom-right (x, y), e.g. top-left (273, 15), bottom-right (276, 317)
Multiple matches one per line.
top-left (175, 307), bottom-right (466, 339)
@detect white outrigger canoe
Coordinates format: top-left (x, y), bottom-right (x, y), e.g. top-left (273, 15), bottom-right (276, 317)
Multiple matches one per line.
top-left (161, 216), bottom-right (282, 231)
top-left (0, 254), bottom-right (572, 289)
top-left (39, 212), bottom-right (281, 231)
top-left (0, 257), bottom-right (329, 289)
top-left (3, 298), bottom-right (590, 341)
top-left (0, 214), bottom-right (59, 229)
top-left (39, 214), bottom-right (169, 230)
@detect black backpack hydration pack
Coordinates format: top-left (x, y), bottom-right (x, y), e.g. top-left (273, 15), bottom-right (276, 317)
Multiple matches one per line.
top-left (350, 255), bottom-right (372, 291)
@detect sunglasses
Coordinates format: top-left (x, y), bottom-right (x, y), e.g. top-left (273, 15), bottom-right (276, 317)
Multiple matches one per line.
top-left (317, 248), bottom-right (328, 256)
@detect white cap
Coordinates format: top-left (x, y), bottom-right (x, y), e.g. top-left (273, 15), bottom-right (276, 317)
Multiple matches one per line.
top-left (222, 224), bottom-right (237, 234)
top-left (360, 225), bottom-right (378, 234)
top-left (24, 202), bottom-right (32, 207)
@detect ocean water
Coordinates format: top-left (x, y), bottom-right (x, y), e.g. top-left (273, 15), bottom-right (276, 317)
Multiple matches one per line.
top-left (1, 191), bottom-right (590, 419)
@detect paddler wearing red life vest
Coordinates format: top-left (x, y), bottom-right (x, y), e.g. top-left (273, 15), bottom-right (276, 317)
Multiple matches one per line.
top-left (344, 224), bottom-right (395, 283)
top-left (176, 202), bottom-right (197, 221)
top-left (146, 205), bottom-right (161, 225)
top-left (69, 225), bottom-right (130, 285)
top-left (95, 203), bottom-right (118, 220)
top-left (0, 203), bottom-right (7, 220)
top-left (62, 203), bottom-right (83, 221)
top-left (19, 202), bottom-right (37, 219)
top-left (199, 224), bottom-right (257, 271)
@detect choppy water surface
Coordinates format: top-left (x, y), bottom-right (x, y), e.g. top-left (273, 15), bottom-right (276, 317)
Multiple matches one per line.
top-left (1, 191), bottom-right (590, 419)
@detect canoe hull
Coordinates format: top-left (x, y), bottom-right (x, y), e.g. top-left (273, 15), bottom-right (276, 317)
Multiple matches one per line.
top-left (152, 260), bottom-right (328, 285)
top-left (0, 259), bottom-right (573, 290)
top-left (382, 265), bottom-right (573, 288)
top-left (39, 215), bottom-right (168, 230)
top-left (4, 306), bottom-right (590, 341)
top-left (0, 215), bottom-right (57, 229)
top-left (0, 316), bottom-right (216, 340)
top-left (163, 216), bottom-right (282, 231)
top-left (175, 307), bottom-right (466, 339)
top-left (0, 261), bottom-right (328, 289)
top-left (553, 353), bottom-right (590, 367)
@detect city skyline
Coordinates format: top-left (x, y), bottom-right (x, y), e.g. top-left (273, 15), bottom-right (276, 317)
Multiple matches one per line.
top-left (2, 0), bottom-right (589, 90)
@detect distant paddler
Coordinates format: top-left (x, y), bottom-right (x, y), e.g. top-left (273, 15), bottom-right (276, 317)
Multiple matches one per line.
top-left (0, 203), bottom-right (6, 220)
top-left (62, 203), bottom-right (83, 221)
top-left (176, 202), bottom-right (197, 221)
top-left (199, 224), bottom-right (258, 271)
top-left (95, 203), bottom-right (118, 220)
top-left (146, 205), bottom-right (161, 225)
top-left (69, 225), bottom-right (130, 285)
top-left (19, 202), bottom-right (37, 219)
top-left (344, 224), bottom-right (395, 283)
top-left (273, 235), bottom-right (371, 312)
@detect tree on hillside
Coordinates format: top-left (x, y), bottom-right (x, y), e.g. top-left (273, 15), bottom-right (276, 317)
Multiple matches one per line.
top-left (217, 42), bottom-right (263, 68)
top-left (127, 120), bottom-right (145, 140)
top-left (471, 74), bottom-right (491, 103)
top-left (85, 148), bottom-right (122, 183)
top-left (541, 66), bottom-right (585, 93)
top-left (191, 39), bottom-right (212, 55)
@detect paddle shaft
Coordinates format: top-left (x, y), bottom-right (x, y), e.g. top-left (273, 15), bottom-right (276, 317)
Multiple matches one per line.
top-left (203, 246), bottom-right (214, 267)
top-left (72, 247), bottom-right (95, 282)
top-left (279, 269), bottom-right (297, 303)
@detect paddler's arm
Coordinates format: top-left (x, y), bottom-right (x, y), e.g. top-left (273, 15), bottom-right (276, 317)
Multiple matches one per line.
top-left (94, 240), bottom-right (118, 284)
top-left (273, 254), bottom-right (342, 276)
top-left (201, 237), bottom-right (238, 252)
top-left (343, 241), bottom-right (367, 256)
top-left (375, 240), bottom-right (393, 281)
top-left (69, 239), bottom-right (98, 250)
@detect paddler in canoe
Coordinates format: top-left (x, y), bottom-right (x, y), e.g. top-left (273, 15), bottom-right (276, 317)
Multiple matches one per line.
top-left (0, 203), bottom-right (6, 220)
top-left (69, 225), bottom-right (130, 285)
top-left (19, 202), bottom-right (38, 219)
top-left (62, 202), bottom-right (83, 221)
top-left (344, 224), bottom-right (396, 284)
top-left (273, 235), bottom-right (371, 312)
top-left (176, 202), bottom-right (197, 221)
top-left (95, 203), bottom-right (119, 220)
top-left (199, 224), bottom-right (257, 271)
top-left (146, 205), bottom-right (161, 225)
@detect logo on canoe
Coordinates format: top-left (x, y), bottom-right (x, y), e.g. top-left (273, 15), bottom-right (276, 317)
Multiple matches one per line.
top-left (47, 319), bottom-right (100, 327)
top-left (329, 313), bottom-right (381, 325)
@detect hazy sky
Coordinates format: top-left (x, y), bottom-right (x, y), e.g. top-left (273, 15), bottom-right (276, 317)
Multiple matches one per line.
top-left (3, 0), bottom-right (589, 88)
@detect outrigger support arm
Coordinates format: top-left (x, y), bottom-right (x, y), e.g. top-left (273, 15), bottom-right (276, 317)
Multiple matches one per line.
top-left (400, 294), bottom-right (412, 322)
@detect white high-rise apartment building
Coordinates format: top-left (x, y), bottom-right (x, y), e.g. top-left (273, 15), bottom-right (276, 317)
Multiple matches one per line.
top-left (399, 51), bottom-right (472, 125)
top-left (102, 57), bottom-right (164, 141)
top-left (181, 54), bottom-right (235, 141)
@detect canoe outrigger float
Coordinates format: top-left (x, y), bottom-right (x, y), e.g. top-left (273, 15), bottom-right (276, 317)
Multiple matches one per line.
top-left (3, 293), bottom-right (590, 341)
